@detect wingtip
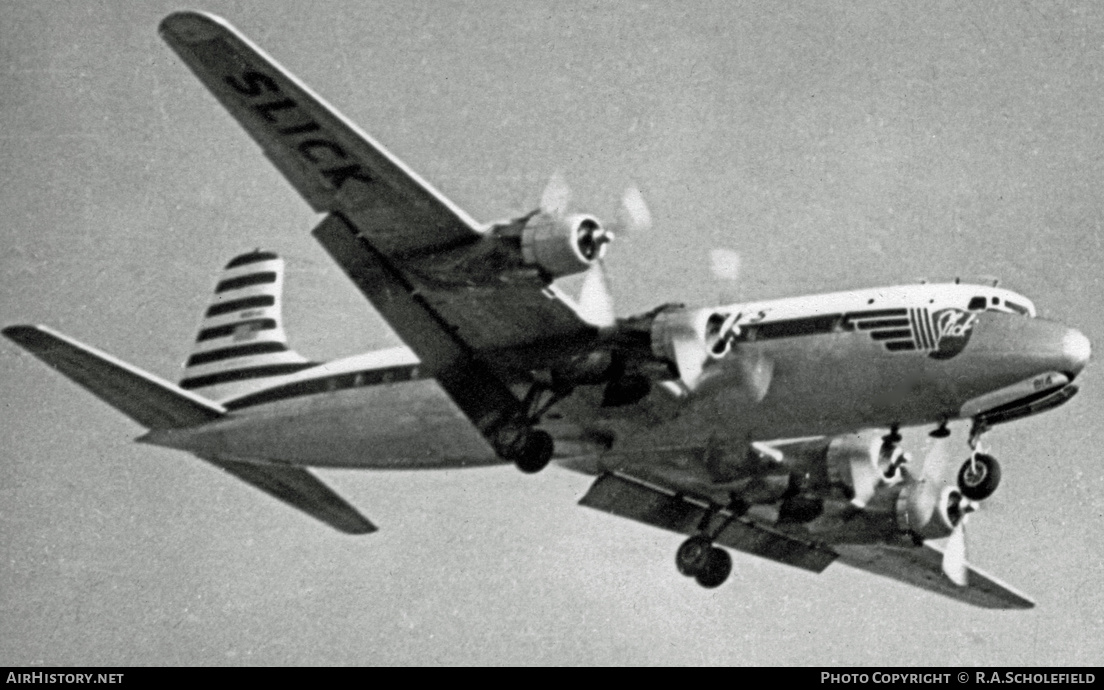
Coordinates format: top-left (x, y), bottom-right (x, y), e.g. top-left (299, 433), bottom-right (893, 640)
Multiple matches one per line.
top-left (159, 10), bottom-right (232, 43)
top-left (3, 324), bottom-right (48, 346)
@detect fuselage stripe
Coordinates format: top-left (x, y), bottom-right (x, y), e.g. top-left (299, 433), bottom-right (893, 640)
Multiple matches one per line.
top-left (179, 362), bottom-right (318, 390)
top-left (922, 308), bottom-right (937, 350)
top-left (909, 309), bottom-right (927, 349)
top-left (871, 329), bottom-right (913, 341)
top-left (855, 318), bottom-right (910, 330)
top-left (223, 364), bottom-right (422, 410)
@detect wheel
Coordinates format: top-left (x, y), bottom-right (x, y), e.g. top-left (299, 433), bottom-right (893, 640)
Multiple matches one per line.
top-left (676, 536), bottom-right (712, 577)
top-left (513, 429), bottom-right (554, 474)
top-left (694, 547), bottom-right (732, 589)
top-left (957, 453), bottom-right (1001, 501)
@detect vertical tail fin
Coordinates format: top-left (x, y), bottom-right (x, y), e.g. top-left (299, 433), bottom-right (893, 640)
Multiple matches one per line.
top-left (180, 250), bottom-right (316, 401)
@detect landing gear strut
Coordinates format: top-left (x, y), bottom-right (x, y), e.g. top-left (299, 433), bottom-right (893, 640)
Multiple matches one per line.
top-left (674, 501), bottom-right (740, 589)
top-left (495, 382), bottom-right (570, 474)
top-left (958, 420), bottom-right (1001, 501)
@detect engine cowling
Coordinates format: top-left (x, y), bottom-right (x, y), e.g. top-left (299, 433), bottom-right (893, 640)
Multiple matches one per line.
top-left (825, 434), bottom-right (908, 506)
top-left (520, 213), bottom-right (609, 278)
top-left (895, 482), bottom-right (965, 540)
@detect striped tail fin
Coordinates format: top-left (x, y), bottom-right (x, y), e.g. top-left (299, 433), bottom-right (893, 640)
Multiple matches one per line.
top-left (180, 250), bottom-right (316, 401)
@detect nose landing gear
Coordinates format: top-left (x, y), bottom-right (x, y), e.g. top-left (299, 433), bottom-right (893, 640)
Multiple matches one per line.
top-left (957, 421), bottom-right (1001, 501)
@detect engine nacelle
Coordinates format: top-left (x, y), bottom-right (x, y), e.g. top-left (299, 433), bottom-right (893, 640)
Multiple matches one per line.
top-left (649, 306), bottom-right (713, 364)
top-left (520, 213), bottom-right (609, 278)
top-left (895, 482), bottom-right (965, 540)
top-left (825, 434), bottom-right (907, 505)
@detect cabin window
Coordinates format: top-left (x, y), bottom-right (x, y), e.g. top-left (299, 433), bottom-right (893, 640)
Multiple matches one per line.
top-left (968, 296), bottom-right (987, 310)
top-left (992, 296), bottom-right (1001, 305)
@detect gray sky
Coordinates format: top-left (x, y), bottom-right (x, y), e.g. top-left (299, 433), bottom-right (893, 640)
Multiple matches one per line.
top-left (2, 0), bottom-right (1103, 665)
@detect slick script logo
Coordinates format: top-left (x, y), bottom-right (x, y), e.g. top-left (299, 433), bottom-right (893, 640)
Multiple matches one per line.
top-left (929, 308), bottom-right (977, 360)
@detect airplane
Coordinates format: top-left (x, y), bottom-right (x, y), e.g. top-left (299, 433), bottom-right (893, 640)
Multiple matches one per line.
top-left (4, 11), bottom-right (1092, 609)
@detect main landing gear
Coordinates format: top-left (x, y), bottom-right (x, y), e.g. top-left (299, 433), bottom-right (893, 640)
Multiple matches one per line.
top-left (676, 536), bottom-right (732, 588)
top-left (675, 501), bottom-right (741, 589)
top-left (493, 382), bottom-right (570, 474)
top-left (495, 425), bottom-right (555, 474)
top-left (958, 421), bottom-right (1001, 501)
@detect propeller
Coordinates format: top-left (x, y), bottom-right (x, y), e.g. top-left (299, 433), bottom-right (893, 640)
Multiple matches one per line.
top-left (710, 248), bottom-right (742, 304)
top-left (576, 261), bottom-right (617, 327)
top-left (919, 436), bottom-right (977, 587)
top-left (941, 490), bottom-right (977, 586)
top-left (539, 171), bottom-right (572, 217)
top-left (540, 173), bottom-right (652, 329)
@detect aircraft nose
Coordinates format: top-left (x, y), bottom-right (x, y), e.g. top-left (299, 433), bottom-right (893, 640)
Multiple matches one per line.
top-left (1061, 327), bottom-right (1091, 378)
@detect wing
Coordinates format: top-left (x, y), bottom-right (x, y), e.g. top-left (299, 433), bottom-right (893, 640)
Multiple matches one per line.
top-left (159, 11), bottom-right (480, 257)
top-left (834, 544), bottom-right (1035, 609)
top-left (160, 11), bottom-right (597, 360)
top-left (580, 472), bottom-right (839, 573)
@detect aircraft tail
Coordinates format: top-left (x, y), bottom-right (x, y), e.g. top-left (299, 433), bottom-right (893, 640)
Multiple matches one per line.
top-left (180, 250), bottom-right (317, 401)
top-left (3, 324), bottom-right (225, 429)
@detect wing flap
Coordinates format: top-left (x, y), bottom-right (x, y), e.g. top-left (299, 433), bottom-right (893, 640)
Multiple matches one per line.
top-left (833, 543), bottom-right (1035, 609)
top-left (4, 325), bottom-right (225, 429)
top-left (203, 457), bottom-right (376, 534)
top-left (579, 472), bottom-right (837, 573)
top-left (159, 11), bottom-right (481, 256)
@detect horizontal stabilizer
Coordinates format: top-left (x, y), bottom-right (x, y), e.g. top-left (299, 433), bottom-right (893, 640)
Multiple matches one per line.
top-left (202, 457), bottom-right (376, 534)
top-left (580, 472), bottom-right (837, 573)
top-left (834, 543), bottom-right (1035, 609)
top-left (4, 325), bottom-right (225, 429)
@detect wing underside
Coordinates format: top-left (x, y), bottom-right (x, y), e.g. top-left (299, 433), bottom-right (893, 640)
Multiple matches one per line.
top-left (580, 472), bottom-right (838, 573)
top-left (159, 11), bottom-right (480, 257)
top-left (162, 11), bottom-right (598, 361)
top-left (580, 470), bottom-right (1034, 609)
top-left (834, 543), bottom-right (1035, 609)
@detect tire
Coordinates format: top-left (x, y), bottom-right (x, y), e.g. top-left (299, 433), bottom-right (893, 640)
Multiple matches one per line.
top-left (676, 536), bottom-right (712, 577)
top-left (695, 547), bottom-right (732, 589)
top-left (514, 429), bottom-right (554, 474)
top-left (957, 453), bottom-right (1001, 501)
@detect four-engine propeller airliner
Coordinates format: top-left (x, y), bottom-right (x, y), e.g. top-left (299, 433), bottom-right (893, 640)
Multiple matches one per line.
top-left (4, 11), bottom-right (1092, 608)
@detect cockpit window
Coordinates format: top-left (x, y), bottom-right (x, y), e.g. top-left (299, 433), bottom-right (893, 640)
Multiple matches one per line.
top-left (968, 296), bottom-right (987, 311)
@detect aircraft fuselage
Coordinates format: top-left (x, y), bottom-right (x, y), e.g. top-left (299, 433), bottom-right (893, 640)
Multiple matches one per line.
top-left (565, 281), bottom-right (1089, 452)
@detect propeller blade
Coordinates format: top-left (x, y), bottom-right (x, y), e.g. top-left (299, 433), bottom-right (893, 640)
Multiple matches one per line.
top-left (671, 334), bottom-right (707, 393)
top-left (613, 187), bottom-right (652, 236)
top-left (709, 248), bottom-right (742, 282)
top-left (710, 248), bottom-right (742, 303)
top-left (540, 172), bottom-right (571, 217)
top-left (920, 436), bottom-right (952, 484)
top-left (942, 518), bottom-right (969, 586)
top-left (734, 350), bottom-right (773, 403)
top-left (576, 263), bottom-right (617, 328)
